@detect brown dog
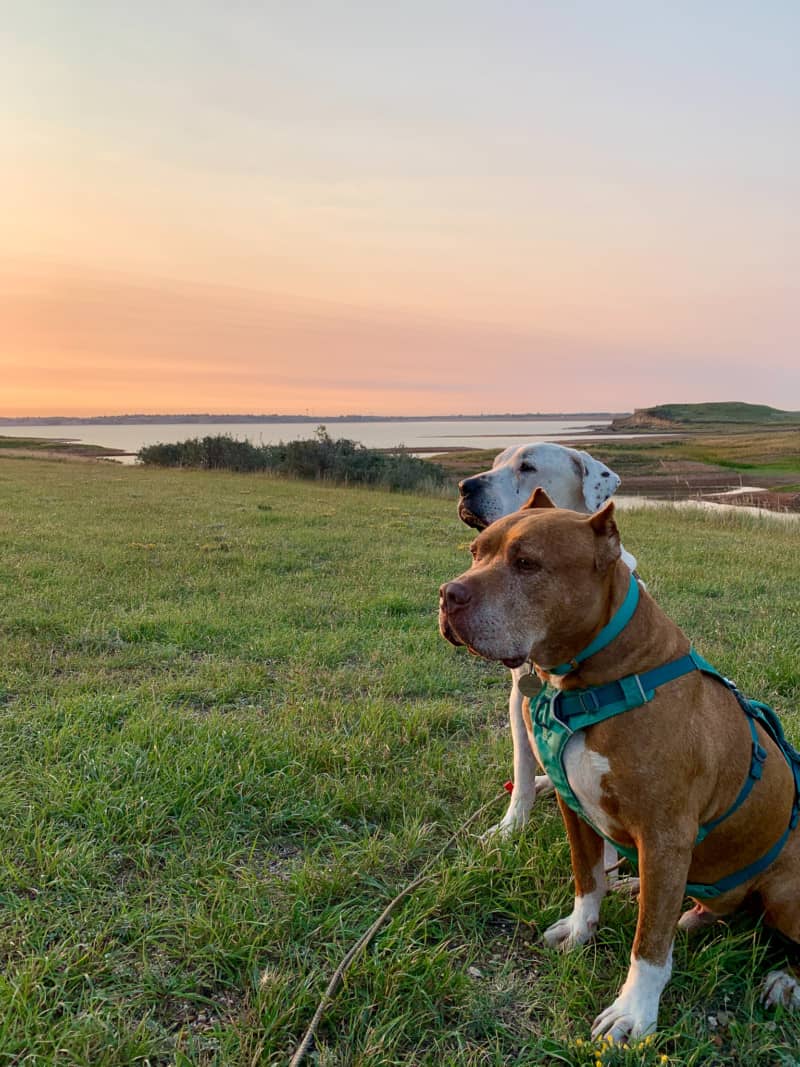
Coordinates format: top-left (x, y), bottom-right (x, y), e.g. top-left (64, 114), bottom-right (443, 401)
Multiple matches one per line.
top-left (439, 491), bottom-right (800, 1038)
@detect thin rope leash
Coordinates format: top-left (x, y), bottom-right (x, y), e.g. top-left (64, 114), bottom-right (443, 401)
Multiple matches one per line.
top-left (288, 789), bottom-right (508, 1067)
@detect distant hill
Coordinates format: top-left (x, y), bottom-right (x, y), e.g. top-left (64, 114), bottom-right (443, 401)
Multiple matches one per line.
top-left (612, 402), bottom-right (800, 431)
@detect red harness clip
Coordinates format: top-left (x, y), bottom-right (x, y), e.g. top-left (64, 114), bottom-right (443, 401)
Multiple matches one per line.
top-left (503, 780), bottom-right (514, 795)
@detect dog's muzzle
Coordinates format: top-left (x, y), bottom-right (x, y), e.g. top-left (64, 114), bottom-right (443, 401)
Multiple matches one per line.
top-left (438, 581), bottom-right (470, 646)
top-left (457, 498), bottom-right (488, 530)
top-left (457, 477), bottom-right (491, 530)
top-left (439, 580), bottom-right (528, 669)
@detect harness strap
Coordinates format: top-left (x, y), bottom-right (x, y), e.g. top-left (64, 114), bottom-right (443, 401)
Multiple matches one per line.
top-left (686, 820), bottom-right (794, 899)
top-left (547, 573), bottom-right (640, 676)
top-left (731, 695), bottom-right (800, 832)
top-left (531, 650), bottom-right (800, 900)
top-left (544, 649), bottom-right (707, 732)
top-left (694, 713), bottom-right (765, 844)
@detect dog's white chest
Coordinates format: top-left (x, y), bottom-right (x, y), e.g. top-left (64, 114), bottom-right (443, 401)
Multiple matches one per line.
top-left (562, 732), bottom-right (616, 838)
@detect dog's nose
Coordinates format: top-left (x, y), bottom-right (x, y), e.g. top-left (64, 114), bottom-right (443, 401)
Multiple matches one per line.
top-left (459, 476), bottom-right (477, 494)
top-left (440, 581), bottom-right (471, 608)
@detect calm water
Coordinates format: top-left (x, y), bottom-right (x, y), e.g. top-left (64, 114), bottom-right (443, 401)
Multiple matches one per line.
top-left (1, 418), bottom-right (624, 462)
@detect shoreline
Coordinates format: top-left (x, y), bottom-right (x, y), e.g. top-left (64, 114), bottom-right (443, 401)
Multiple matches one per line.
top-left (615, 495), bottom-right (800, 522)
top-left (2, 429), bottom-right (798, 517)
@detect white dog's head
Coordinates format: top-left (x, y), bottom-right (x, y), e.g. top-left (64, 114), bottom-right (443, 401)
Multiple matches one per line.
top-left (457, 442), bottom-right (621, 531)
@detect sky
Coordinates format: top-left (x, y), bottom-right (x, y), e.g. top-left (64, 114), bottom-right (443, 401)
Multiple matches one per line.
top-left (2, 1), bottom-right (799, 416)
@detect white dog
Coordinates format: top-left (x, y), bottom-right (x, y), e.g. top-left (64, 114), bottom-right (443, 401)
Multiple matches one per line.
top-left (457, 442), bottom-right (637, 837)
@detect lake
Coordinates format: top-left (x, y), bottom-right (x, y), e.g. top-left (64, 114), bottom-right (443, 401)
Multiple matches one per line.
top-left (0, 417), bottom-right (636, 461)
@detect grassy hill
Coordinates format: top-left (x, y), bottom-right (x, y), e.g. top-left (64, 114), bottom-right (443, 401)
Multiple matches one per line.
top-left (613, 402), bottom-right (800, 431)
top-left (0, 455), bottom-right (798, 1063)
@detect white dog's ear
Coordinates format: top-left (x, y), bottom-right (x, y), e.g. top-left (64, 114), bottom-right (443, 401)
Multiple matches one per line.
top-left (491, 446), bottom-right (516, 469)
top-left (522, 487), bottom-right (556, 510)
top-left (576, 450), bottom-right (621, 511)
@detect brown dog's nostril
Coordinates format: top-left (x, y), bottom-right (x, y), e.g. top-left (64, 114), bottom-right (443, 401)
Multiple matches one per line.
top-left (443, 581), bottom-right (471, 608)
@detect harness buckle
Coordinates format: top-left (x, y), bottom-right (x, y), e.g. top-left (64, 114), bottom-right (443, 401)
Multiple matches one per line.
top-left (618, 672), bottom-right (650, 710)
top-left (578, 690), bottom-right (600, 713)
top-left (550, 693), bottom-right (575, 736)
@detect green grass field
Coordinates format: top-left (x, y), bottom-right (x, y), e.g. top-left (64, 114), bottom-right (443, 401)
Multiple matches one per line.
top-left (0, 458), bottom-right (798, 1065)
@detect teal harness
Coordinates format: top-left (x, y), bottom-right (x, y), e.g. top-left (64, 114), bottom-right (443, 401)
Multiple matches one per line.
top-left (530, 575), bottom-right (800, 900)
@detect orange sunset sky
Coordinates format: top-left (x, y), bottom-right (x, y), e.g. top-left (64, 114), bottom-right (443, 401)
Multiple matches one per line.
top-left (3, 3), bottom-right (799, 417)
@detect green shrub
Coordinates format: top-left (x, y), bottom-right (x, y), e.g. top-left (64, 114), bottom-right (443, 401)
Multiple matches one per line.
top-left (137, 427), bottom-right (446, 491)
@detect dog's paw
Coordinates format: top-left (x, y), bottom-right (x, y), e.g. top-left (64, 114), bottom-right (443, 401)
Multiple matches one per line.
top-left (480, 776), bottom-right (554, 840)
top-left (762, 970), bottom-right (800, 1010)
top-left (480, 796), bottom-right (534, 841)
top-left (542, 909), bottom-right (597, 952)
top-left (534, 773), bottom-right (555, 798)
top-left (479, 816), bottom-right (524, 842)
top-left (592, 994), bottom-right (657, 1041)
top-left (591, 956), bottom-right (668, 1041)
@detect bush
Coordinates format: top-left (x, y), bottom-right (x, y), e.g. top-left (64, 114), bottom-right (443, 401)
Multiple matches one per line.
top-left (137, 427), bottom-right (446, 492)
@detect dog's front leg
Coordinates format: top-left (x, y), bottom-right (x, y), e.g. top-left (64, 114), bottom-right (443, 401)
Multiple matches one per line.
top-left (482, 672), bottom-right (553, 840)
top-left (592, 837), bottom-right (692, 1040)
top-left (543, 798), bottom-right (607, 949)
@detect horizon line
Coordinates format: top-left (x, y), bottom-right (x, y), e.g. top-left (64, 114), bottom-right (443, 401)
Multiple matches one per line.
top-left (0, 410), bottom-right (626, 424)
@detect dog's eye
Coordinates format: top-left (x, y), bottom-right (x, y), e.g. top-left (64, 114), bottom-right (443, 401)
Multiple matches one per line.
top-left (515, 556), bottom-right (540, 572)
top-left (518, 462), bottom-right (537, 474)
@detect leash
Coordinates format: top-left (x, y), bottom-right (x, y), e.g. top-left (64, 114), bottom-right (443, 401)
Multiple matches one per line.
top-left (288, 789), bottom-right (508, 1066)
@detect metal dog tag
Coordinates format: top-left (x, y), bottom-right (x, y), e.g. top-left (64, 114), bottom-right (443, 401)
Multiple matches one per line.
top-left (518, 672), bottom-right (542, 698)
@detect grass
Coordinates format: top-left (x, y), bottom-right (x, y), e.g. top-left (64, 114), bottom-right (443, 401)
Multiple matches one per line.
top-left (671, 432), bottom-right (800, 476)
top-left (0, 457), bottom-right (798, 1065)
top-left (0, 435), bottom-right (124, 459)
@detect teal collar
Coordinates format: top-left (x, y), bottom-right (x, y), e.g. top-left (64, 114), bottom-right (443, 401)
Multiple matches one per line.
top-left (544, 572), bottom-right (640, 677)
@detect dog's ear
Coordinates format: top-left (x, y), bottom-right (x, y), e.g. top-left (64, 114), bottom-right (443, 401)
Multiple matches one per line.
top-left (522, 487), bottom-right (556, 510)
top-left (491, 445), bottom-right (516, 470)
top-left (576, 450), bottom-right (621, 511)
top-left (588, 501), bottom-right (621, 571)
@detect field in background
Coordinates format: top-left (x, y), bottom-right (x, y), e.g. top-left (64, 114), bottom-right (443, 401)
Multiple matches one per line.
top-left (4, 401), bottom-right (800, 509)
top-left (436, 430), bottom-right (800, 505)
top-left (0, 457), bottom-right (799, 1064)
